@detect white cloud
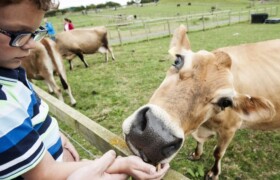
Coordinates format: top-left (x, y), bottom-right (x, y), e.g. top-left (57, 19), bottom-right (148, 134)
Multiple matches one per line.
top-left (58, 0), bottom-right (129, 9)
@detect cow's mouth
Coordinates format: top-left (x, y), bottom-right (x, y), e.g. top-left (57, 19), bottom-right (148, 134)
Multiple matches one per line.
top-left (126, 140), bottom-right (162, 165)
top-left (123, 104), bottom-right (185, 165)
top-left (125, 133), bottom-right (183, 166)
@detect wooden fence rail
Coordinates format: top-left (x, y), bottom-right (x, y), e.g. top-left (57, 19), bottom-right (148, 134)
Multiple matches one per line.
top-left (33, 85), bottom-right (189, 180)
top-left (106, 6), bottom-right (278, 45)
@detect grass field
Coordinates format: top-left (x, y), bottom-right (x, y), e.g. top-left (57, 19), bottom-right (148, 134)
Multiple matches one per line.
top-left (34, 21), bottom-right (280, 179)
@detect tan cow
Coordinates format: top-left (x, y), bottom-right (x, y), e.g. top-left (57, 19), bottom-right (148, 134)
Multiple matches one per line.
top-left (55, 26), bottom-right (115, 70)
top-left (22, 38), bottom-right (77, 106)
top-left (122, 25), bottom-right (280, 179)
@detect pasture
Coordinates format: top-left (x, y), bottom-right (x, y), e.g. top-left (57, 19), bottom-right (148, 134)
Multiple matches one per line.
top-left (47, 0), bottom-right (279, 32)
top-left (34, 22), bottom-right (280, 179)
top-left (34, 1), bottom-right (280, 179)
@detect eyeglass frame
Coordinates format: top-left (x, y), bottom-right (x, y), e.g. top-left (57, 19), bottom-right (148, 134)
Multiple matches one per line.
top-left (0, 26), bottom-right (47, 47)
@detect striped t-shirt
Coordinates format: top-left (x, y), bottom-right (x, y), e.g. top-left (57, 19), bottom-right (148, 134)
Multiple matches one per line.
top-left (0, 67), bottom-right (63, 179)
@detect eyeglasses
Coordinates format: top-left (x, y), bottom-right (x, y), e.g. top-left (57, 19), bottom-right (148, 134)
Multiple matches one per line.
top-left (0, 26), bottom-right (47, 47)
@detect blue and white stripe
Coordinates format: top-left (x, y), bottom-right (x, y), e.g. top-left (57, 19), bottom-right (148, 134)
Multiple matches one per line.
top-left (0, 67), bottom-right (63, 179)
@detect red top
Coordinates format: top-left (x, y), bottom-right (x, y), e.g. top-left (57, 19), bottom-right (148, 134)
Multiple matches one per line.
top-left (68, 23), bottom-right (74, 30)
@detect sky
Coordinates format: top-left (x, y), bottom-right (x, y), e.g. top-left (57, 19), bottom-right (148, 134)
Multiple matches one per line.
top-left (58, 0), bottom-right (129, 9)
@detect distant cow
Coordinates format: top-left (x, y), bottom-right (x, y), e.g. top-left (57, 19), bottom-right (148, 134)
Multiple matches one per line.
top-left (55, 26), bottom-right (115, 70)
top-left (22, 38), bottom-right (76, 106)
top-left (122, 25), bottom-right (280, 179)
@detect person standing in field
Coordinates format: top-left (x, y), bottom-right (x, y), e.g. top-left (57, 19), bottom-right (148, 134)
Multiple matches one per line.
top-left (64, 18), bottom-right (74, 31)
top-left (44, 18), bottom-right (56, 40)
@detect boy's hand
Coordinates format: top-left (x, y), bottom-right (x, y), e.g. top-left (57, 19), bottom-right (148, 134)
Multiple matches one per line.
top-left (107, 155), bottom-right (170, 180)
top-left (60, 132), bottom-right (80, 161)
top-left (67, 150), bottom-right (127, 180)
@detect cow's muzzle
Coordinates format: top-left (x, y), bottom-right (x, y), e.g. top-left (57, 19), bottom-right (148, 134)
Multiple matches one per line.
top-left (123, 105), bottom-right (184, 165)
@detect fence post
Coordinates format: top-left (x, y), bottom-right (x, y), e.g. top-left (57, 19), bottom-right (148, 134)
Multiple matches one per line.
top-left (248, 9), bottom-right (251, 22)
top-left (108, 30), bottom-right (112, 39)
top-left (143, 21), bottom-right (149, 41)
top-left (202, 15), bottom-right (205, 31)
top-left (167, 20), bottom-right (171, 37)
top-left (216, 14), bottom-right (219, 27)
top-left (186, 16), bottom-right (189, 30)
top-left (117, 27), bottom-right (122, 45)
top-left (228, 11), bottom-right (231, 25)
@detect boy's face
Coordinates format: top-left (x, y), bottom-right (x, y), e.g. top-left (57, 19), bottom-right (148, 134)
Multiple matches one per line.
top-left (0, 1), bottom-right (45, 69)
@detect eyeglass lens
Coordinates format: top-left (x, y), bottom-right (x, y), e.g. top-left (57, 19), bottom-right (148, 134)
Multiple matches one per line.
top-left (11, 29), bottom-right (47, 47)
top-left (33, 31), bottom-right (47, 42)
top-left (11, 34), bottom-right (32, 47)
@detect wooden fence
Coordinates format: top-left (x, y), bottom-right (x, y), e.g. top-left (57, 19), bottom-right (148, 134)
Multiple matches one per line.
top-left (105, 6), bottom-right (278, 45)
top-left (51, 6), bottom-right (278, 45)
top-left (33, 85), bottom-right (189, 180)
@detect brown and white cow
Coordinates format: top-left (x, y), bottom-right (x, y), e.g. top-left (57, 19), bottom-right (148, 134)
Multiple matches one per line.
top-left (22, 38), bottom-right (76, 106)
top-left (55, 26), bottom-right (115, 70)
top-left (122, 25), bottom-right (280, 179)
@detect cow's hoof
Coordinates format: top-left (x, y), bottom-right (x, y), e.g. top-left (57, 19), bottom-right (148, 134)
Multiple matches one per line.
top-left (204, 171), bottom-right (218, 180)
top-left (187, 152), bottom-right (201, 161)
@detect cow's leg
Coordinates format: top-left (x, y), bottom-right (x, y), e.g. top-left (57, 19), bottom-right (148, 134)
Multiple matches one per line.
top-left (97, 47), bottom-right (109, 63)
top-left (108, 47), bottom-right (115, 61)
top-left (45, 80), bottom-right (54, 94)
top-left (58, 74), bottom-right (77, 106)
top-left (43, 74), bottom-right (64, 102)
top-left (68, 60), bottom-right (73, 71)
top-left (190, 126), bottom-right (215, 160)
top-left (205, 130), bottom-right (236, 180)
top-left (76, 52), bottom-right (89, 68)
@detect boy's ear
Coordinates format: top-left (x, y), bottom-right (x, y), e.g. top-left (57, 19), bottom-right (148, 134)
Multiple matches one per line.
top-left (168, 25), bottom-right (191, 58)
top-left (232, 94), bottom-right (275, 122)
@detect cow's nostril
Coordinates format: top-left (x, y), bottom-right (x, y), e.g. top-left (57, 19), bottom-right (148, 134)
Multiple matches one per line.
top-left (161, 138), bottom-right (183, 158)
top-left (141, 115), bottom-right (147, 131)
top-left (134, 107), bottom-right (150, 132)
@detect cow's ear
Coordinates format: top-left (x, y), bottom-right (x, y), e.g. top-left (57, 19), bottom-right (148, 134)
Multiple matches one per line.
top-left (168, 25), bottom-right (191, 57)
top-left (213, 51), bottom-right (232, 69)
top-left (232, 94), bottom-right (275, 122)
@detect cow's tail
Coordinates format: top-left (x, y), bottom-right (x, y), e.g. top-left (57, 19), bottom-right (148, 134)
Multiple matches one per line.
top-left (41, 38), bottom-right (68, 90)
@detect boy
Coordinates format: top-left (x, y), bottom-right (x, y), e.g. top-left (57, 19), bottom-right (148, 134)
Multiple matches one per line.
top-left (0, 0), bottom-right (169, 179)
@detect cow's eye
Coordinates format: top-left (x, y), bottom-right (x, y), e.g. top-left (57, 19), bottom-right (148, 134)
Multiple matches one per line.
top-left (173, 54), bottom-right (184, 70)
top-left (217, 97), bottom-right (233, 110)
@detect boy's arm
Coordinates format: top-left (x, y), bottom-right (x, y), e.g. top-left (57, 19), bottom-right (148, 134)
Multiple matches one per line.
top-left (22, 151), bottom-right (91, 180)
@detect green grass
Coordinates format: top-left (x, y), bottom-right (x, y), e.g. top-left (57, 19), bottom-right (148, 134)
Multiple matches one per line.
top-left (34, 22), bottom-right (280, 179)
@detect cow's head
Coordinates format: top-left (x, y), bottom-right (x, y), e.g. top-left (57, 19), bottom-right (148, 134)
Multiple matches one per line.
top-left (122, 25), bottom-right (275, 166)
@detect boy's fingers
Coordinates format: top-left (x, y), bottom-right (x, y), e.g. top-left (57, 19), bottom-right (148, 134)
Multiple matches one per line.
top-left (108, 174), bottom-right (128, 180)
top-left (146, 163), bottom-right (170, 180)
top-left (95, 150), bottom-right (117, 172)
top-left (129, 156), bottom-right (157, 174)
top-left (153, 163), bottom-right (170, 179)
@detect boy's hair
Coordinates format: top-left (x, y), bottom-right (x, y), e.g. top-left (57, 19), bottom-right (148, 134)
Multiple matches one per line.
top-left (0, 0), bottom-right (52, 11)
